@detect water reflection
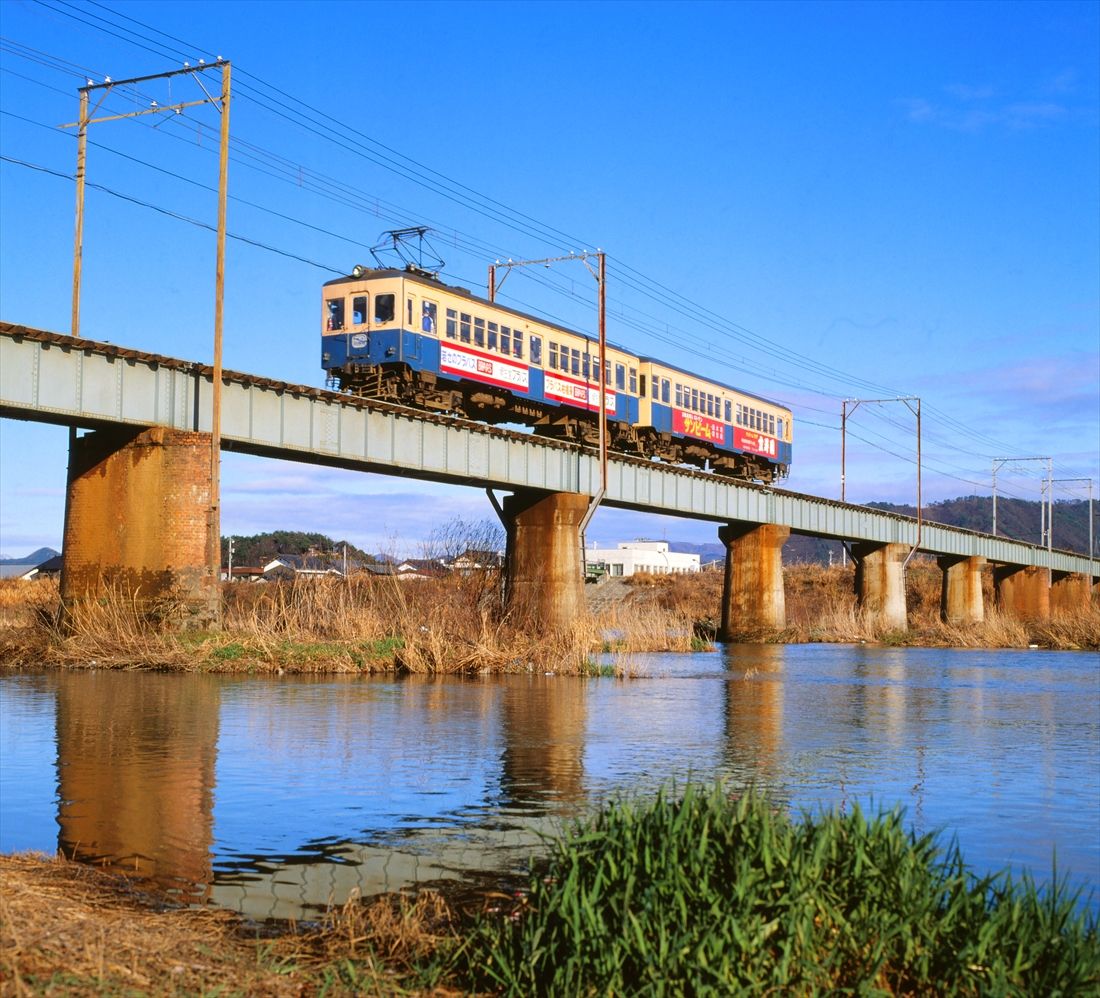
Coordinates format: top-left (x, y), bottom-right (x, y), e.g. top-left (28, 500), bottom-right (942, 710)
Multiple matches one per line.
top-left (1, 644), bottom-right (1096, 920)
top-left (56, 672), bottom-right (218, 902)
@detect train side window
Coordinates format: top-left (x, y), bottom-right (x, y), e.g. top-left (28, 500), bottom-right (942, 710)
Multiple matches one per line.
top-left (662, 379), bottom-right (670, 404)
top-left (501, 326), bottom-right (511, 355)
top-left (604, 359), bottom-right (611, 386)
top-left (675, 384), bottom-right (683, 406)
top-left (725, 400), bottom-right (732, 423)
top-left (615, 364), bottom-right (626, 390)
top-left (529, 335), bottom-right (541, 364)
top-left (770, 414), bottom-right (776, 436)
top-left (474, 317), bottom-right (485, 347)
top-left (352, 296), bottom-right (367, 325)
top-left (460, 312), bottom-right (472, 343)
top-left (488, 321), bottom-right (498, 350)
top-left (571, 349), bottom-right (581, 377)
top-left (692, 388), bottom-right (700, 412)
top-left (514, 330), bottom-right (524, 359)
top-left (629, 367), bottom-right (637, 394)
top-left (374, 293), bottom-right (395, 323)
top-left (407, 298), bottom-right (413, 326)
top-left (777, 418), bottom-right (785, 440)
top-left (583, 355), bottom-right (590, 381)
top-left (423, 301), bottom-right (438, 334)
top-left (326, 298), bottom-right (345, 331)
top-left (549, 342), bottom-right (559, 370)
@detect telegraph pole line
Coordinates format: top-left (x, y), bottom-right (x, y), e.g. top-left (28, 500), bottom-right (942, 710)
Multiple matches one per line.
top-left (62, 59), bottom-right (232, 602)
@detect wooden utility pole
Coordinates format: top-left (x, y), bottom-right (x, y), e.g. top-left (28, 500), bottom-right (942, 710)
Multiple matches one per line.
top-left (63, 60), bottom-right (232, 602)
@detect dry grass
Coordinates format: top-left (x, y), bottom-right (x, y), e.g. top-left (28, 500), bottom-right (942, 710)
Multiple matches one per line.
top-left (1, 560), bottom-right (1095, 675)
top-left (0, 851), bottom-right (460, 996)
top-left (0, 572), bottom-right (700, 675)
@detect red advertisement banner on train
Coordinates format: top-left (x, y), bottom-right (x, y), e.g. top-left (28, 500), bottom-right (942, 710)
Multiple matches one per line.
top-left (440, 343), bottom-right (530, 392)
top-left (673, 409), bottom-right (726, 443)
top-left (734, 427), bottom-right (779, 458)
top-left (544, 372), bottom-right (617, 414)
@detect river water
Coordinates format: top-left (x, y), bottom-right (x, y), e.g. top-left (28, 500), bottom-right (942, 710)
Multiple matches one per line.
top-left (1, 644), bottom-right (1097, 920)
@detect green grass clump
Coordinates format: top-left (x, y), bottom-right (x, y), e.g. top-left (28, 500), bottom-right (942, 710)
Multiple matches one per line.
top-left (456, 785), bottom-right (1099, 995)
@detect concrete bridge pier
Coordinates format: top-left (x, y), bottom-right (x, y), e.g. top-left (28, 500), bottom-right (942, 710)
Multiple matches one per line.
top-left (718, 523), bottom-right (789, 640)
top-left (61, 426), bottom-right (219, 627)
top-left (937, 555), bottom-right (985, 625)
top-left (852, 542), bottom-right (908, 631)
top-left (993, 565), bottom-right (1050, 621)
top-left (1050, 572), bottom-right (1092, 614)
top-left (501, 490), bottom-right (589, 633)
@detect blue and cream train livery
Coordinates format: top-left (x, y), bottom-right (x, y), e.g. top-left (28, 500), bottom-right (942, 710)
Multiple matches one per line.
top-left (321, 267), bottom-right (792, 482)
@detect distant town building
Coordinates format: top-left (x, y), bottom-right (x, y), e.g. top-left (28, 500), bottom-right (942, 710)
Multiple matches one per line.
top-left (584, 540), bottom-right (699, 578)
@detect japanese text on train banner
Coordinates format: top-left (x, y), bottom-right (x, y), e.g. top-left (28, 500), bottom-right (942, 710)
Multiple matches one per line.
top-left (544, 374), bottom-right (617, 414)
top-left (440, 344), bottom-right (529, 391)
top-left (673, 410), bottom-right (726, 443)
top-left (734, 427), bottom-right (778, 458)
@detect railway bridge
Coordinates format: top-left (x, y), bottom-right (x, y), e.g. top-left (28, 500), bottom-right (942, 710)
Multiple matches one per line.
top-left (1, 322), bottom-right (1095, 636)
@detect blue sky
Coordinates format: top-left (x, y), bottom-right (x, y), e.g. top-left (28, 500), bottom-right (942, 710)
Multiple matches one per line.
top-left (1, 0), bottom-right (1097, 558)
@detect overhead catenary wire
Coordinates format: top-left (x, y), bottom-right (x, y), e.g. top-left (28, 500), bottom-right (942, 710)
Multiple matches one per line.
top-left (2, 11), bottom-right (1094, 489)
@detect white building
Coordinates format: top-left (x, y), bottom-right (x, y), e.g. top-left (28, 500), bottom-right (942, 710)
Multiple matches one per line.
top-left (584, 540), bottom-right (700, 578)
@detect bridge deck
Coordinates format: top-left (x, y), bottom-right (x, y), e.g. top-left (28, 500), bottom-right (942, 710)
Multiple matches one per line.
top-left (1, 322), bottom-right (1095, 577)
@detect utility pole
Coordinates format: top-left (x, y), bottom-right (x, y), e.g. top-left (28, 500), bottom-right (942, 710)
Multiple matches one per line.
top-left (991, 456), bottom-right (1051, 542)
top-left (1050, 478), bottom-right (1094, 563)
top-left (840, 397), bottom-right (921, 567)
top-left (487, 251), bottom-right (609, 564)
top-left (63, 60), bottom-right (232, 600)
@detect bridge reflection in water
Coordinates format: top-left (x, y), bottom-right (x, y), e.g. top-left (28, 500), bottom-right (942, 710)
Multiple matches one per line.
top-left (52, 672), bottom-right (595, 919)
top-left (39, 649), bottom-right (1098, 920)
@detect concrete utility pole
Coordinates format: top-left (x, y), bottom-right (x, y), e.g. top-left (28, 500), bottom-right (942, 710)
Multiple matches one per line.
top-left (63, 60), bottom-right (232, 594)
top-left (840, 397), bottom-right (921, 568)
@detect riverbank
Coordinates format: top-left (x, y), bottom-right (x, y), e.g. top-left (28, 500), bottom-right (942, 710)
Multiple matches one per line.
top-left (4, 789), bottom-right (1097, 995)
top-left (0, 563), bottom-right (1096, 675)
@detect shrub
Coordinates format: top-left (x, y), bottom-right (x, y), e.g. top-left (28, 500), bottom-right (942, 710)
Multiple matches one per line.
top-left (458, 785), bottom-right (1099, 995)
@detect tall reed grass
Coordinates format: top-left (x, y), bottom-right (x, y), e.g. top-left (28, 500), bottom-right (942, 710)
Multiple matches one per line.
top-left (456, 785), bottom-right (1099, 995)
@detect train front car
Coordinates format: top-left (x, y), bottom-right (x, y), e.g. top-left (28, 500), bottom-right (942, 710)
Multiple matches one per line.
top-left (637, 358), bottom-right (792, 482)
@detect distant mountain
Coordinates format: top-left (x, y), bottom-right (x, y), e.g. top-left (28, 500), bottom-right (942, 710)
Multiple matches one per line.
top-left (669, 496), bottom-right (1095, 566)
top-left (0, 547), bottom-right (60, 566)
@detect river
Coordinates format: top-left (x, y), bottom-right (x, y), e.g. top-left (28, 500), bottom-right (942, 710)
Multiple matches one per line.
top-left (1, 644), bottom-right (1097, 920)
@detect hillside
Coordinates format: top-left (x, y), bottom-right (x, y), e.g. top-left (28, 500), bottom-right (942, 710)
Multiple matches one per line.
top-left (671, 496), bottom-right (1094, 566)
top-left (220, 531), bottom-right (375, 569)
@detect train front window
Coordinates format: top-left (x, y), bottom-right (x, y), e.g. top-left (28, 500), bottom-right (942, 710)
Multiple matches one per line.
top-left (725, 400), bottom-right (732, 423)
top-left (777, 418), bottom-right (785, 440)
top-left (662, 379), bottom-right (670, 404)
top-left (374, 293), bottom-right (395, 323)
top-left (407, 298), bottom-right (413, 326)
top-left (326, 298), bottom-right (345, 331)
top-left (423, 301), bottom-right (438, 334)
top-left (352, 296), bottom-right (367, 325)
